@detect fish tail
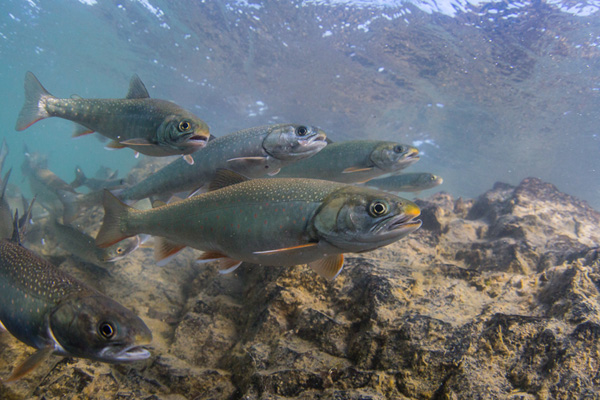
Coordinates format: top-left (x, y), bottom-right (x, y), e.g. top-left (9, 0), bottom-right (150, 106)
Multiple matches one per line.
top-left (57, 190), bottom-right (83, 224)
top-left (15, 71), bottom-right (53, 131)
top-left (70, 166), bottom-right (86, 188)
top-left (96, 190), bottom-right (134, 248)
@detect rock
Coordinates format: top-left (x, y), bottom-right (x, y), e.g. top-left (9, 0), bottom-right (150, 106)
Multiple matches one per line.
top-left (2, 176), bottom-right (600, 398)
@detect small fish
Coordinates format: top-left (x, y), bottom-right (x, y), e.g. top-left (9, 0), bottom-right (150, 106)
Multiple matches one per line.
top-left (96, 170), bottom-right (421, 280)
top-left (0, 211), bottom-right (151, 381)
top-left (49, 219), bottom-right (140, 265)
top-left (117, 124), bottom-right (328, 202)
top-left (364, 173), bottom-right (443, 193)
top-left (276, 140), bottom-right (420, 183)
top-left (70, 166), bottom-right (125, 191)
top-left (15, 71), bottom-right (210, 161)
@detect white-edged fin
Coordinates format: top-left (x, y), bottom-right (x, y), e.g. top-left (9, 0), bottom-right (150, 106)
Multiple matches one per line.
top-left (120, 138), bottom-right (154, 146)
top-left (183, 155), bottom-right (194, 165)
top-left (226, 156), bottom-right (268, 170)
top-left (342, 166), bottom-right (374, 174)
top-left (154, 237), bottom-right (186, 265)
top-left (126, 74), bottom-right (150, 99)
top-left (253, 243), bottom-right (318, 255)
top-left (134, 152), bottom-right (140, 159)
top-left (0, 320), bottom-right (6, 332)
top-left (267, 168), bottom-right (281, 176)
top-left (4, 346), bottom-right (54, 382)
top-left (218, 259), bottom-right (243, 274)
top-left (309, 254), bottom-right (344, 281)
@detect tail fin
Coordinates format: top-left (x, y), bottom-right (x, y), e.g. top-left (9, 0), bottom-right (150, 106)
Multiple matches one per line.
top-left (70, 166), bottom-right (86, 188)
top-left (15, 71), bottom-right (53, 131)
top-left (56, 189), bottom-right (83, 224)
top-left (96, 190), bottom-right (134, 248)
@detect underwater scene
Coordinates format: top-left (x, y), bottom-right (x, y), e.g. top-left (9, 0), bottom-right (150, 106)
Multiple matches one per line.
top-left (1, 0), bottom-right (600, 399)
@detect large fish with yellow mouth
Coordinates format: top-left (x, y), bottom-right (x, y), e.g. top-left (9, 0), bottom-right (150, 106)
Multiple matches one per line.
top-left (117, 124), bottom-right (327, 202)
top-left (15, 71), bottom-right (210, 164)
top-left (275, 140), bottom-right (420, 183)
top-left (96, 170), bottom-right (421, 280)
top-left (0, 212), bottom-right (151, 381)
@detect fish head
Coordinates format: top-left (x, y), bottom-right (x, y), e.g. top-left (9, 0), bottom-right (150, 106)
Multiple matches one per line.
top-left (311, 186), bottom-right (421, 252)
top-left (49, 294), bottom-right (152, 363)
top-left (159, 113), bottom-right (210, 154)
top-left (99, 235), bottom-right (141, 262)
top-left (420, 173), bottom-right (444, 189)
top-left (262, 124), bottom-right (327, 161)
top-left (370, 142), bottom-right (420, 173)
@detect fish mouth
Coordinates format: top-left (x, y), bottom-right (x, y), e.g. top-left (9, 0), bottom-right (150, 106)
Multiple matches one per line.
top-left (185, 133), bottom-right (210, 147)
top-left (99, 343), bottom-right (152, 362)
top-left (295, 131), bottom-right (328, 152)
top-left (372, 205), bottom-right (422, 240)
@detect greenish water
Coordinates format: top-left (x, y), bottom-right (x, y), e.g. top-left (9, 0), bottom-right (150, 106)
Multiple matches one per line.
top-left (1, 0), bottom-right (599, 208)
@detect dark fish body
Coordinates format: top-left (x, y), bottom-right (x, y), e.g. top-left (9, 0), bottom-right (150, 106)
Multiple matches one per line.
top-left (49, 219), bottom-right (140, 265)
top-left (16, 72), bottom-right (210, 157)
top-left (71, 166), bottom-right (125, 191)
top-left (0, 232), bottom-right (151, 380)
top-left (97, 173), bottom-right (421, 279)
top-left (0, 169), bottom-right (12, 239)
top-left (118, 124), bottom-right (327, 201)
top-left (365, 172), bottom-right (443, 193)
top-left (276, 140), bottom-right (420, 183)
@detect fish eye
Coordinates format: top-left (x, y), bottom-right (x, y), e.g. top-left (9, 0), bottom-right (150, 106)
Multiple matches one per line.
top-left (98, 322), bottom-right (116, 339)
top-left (178, 121), bottom-right (191, 132)
top-left (116, 247), bottom-right (124, 254)
top-left (296, 126), bottom-right (309, 136)
top-left (393, 145), bottom-right (406, 153)
top-left (369, 201), bottom-right (388, 217)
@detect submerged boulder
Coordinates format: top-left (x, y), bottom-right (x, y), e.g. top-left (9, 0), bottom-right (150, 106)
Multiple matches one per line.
top-left (1, 176), bottom-right (599, 399)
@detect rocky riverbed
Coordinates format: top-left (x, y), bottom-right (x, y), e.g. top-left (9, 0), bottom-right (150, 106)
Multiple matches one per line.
top-left (1, 176), bottom-right (599, 399)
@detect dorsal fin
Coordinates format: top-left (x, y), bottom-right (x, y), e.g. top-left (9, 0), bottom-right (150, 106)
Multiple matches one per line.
top-left (208, 169), bottom-right (249, 192)
top-left (11, 210), bottom-right (21, 245)
top-left (126, 74), bottom-right (150, 99)
top-left (1, 168), bottom-right (12, 200)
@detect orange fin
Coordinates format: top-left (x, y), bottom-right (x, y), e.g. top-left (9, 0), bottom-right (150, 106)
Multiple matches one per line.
top-left (120, 138), bottom-right (153, 146)
top-left (196, 251), bottom-right (242, 273)
top-left (253, 242), bottom-right (318, 255)
top-left (105, 140), bottom-right (127, 150)
top-left (309, 254), bottom-right (344, 281)
top-left (154, 237), bottom-right (185, 265)
top-left (15, 71), bottom-right (52, 131)
top-left (183, 155), bottom-right (194, 165)
top-left (196, 250), bottom-right (229, 264)
top-left (342, 166), bottom-right (373, 174)
top-left (4, 346), bottom-right (54, 382)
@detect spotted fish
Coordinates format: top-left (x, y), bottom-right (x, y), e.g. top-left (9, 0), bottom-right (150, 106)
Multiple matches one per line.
top-left (0, 212), bottom-right (151, 381)
top-left (275, 140), bottom-right (420, 183)
top-left (117, 124), bottom-right (328, 202)
top-left (96, 170), bottom-right (421, 280)
top-left (15, 71), bottom-right (210, 163)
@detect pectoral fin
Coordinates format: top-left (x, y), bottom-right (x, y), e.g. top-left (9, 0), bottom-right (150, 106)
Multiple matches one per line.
top-left (226, 156), bottom-right (269, 170)
top-left (105, 140), bottom-right (127, 150)
top-left (119, 138), bottom-right (154, 146)
top-left (253, 243), bottom-right (319, 255)
top-left (5, 346), bottom-right (54, 382)
top-left (183, 155), bottom-right (195, 165)
top-left (309, 254), bottom-right (344, 281)
top-left (342, 166), bottom-right (373, 174)
top-left (266, 168), bottom-right (281, 176)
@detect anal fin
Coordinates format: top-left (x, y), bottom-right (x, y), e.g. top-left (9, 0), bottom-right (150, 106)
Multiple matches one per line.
top-left (154, 237), bottom-right (186, 266)
top-left (196, 251), bottom-right (243, 274)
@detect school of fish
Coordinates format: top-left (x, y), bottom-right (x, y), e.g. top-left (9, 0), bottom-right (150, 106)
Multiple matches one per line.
top-left (0, 71), bottom-right (442, 381)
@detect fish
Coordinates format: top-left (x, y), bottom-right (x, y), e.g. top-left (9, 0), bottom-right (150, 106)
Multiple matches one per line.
top-left (70, 166), bottom-right (125, 191)
top-left (117, 124), bottom-right (328, 202)
top-left (275, 140), bottom-right (420, 183)
top-left (0, 169), bottom-right (13, 239)
top-left (96, 170), bottom-right (422, 280)
top-left (49, 219), bottom-right (140, 266)
top-left (364, 172), bottom-right (443, 193)
top-left (15, 71), bottom-right (210, 163)
top-left (0, 211), bottom-right (152, 381)
top-left (21, 151), bottom-right (78, 222)
top-left (0, 138), bottom-right (8, 176)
